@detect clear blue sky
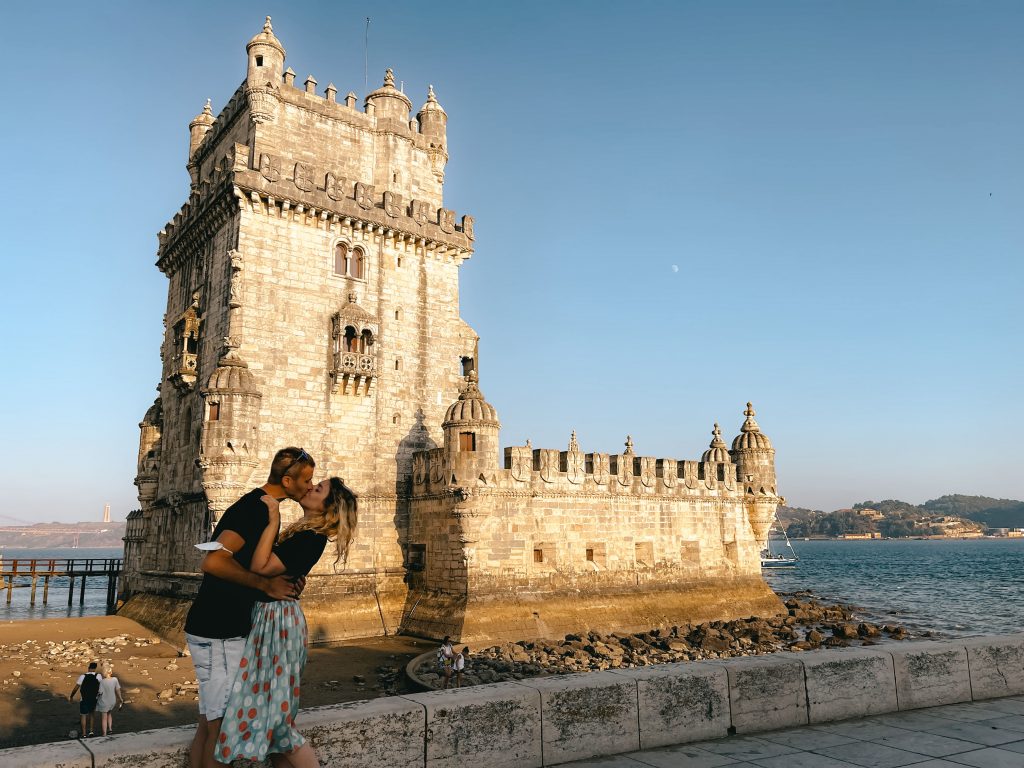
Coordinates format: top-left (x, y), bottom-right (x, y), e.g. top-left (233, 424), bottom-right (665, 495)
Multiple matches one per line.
top-left (2, 1), bottom-right (1021, 523)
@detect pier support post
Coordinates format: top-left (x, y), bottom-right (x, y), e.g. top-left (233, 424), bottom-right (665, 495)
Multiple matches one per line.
top-left (67, 575), bottom-right (75, 607)
top-left (43, 574), bottom-right (50, 605)
top-left (30, 575), bottom-right (38, 606)
top-left (6, 569), bottom-right (13, 605)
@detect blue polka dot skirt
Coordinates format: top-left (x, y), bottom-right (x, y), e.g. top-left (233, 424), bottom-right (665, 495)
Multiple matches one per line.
top-left (217, 599), bottom-right (308, 762)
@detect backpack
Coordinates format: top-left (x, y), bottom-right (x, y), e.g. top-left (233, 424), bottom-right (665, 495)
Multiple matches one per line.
top-left (80, 672), bottom-right (100, 701)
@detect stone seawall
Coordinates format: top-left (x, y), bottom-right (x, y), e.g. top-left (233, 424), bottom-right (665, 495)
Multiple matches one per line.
top-left (6, 634), bottom-right (1023, 767)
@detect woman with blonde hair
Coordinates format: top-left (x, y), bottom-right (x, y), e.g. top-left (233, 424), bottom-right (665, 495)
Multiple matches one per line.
top-left (95, 664), bottom-right (124, 735)
top-left (216, 477), bottom-right (357, 767)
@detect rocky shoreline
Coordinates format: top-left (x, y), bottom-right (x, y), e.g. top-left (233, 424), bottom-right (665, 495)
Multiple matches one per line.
top-left (415, 596), bottom-right (918, 689)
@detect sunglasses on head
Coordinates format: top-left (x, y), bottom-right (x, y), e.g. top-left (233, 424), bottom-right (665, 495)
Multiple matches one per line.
top-left (281, 448), bottom-right (310, 476)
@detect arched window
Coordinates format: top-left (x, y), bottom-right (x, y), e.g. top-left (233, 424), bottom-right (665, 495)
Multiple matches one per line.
top-left (360, 329), bottom-right (373, 353)
top-left (343, 325), bottom-right (357, 352)
top-left (350, 248), bottom-right (365, 279)
top-left (333, 243), bottom-right (366, 279)
top-left (334, 243), bottom-right (348, 276)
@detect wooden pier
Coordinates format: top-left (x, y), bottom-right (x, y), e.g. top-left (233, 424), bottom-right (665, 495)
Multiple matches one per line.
top-left (0, 558), bottom-right (122, 613)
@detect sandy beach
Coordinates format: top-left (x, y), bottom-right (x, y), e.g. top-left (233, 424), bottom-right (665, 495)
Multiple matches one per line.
top-left (0, 615), bottom-right (430, 749)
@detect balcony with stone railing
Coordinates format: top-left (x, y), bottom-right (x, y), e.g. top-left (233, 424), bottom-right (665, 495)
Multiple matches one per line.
top-left (331, 351), bottom-right (376, 396)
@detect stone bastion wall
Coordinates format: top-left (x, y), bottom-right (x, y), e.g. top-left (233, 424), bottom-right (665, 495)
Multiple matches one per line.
top-left (7, 634), bottom-right (1023, 767)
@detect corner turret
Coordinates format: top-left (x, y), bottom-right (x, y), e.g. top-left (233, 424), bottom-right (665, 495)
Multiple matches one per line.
top-left (199, 353), bottom-right (263, 523)
top-left (417, 85), bottom-right (447, 142)
top-left (442, 371), bottom-right (500, 475)
top-left (729, 402), bottom-right (781, 546)
top-left (135, 396), bottom-right (163, 508)
top-left (246, 16), bottom-right (286, 87)
top-left (365, 68), bottom-right (412, 122)
top-left (188, 99), bottom-right (215, 160)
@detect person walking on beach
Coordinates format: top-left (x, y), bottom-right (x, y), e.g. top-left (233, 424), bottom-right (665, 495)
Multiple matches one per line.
top-left (216, 477), bottom-right (357, 767)
top-left (184, 447), bottom-right (316, 768)
top-left (68, 661), bottom-right (102, 737)
top-left (95, 663), bottom-right (124, 735)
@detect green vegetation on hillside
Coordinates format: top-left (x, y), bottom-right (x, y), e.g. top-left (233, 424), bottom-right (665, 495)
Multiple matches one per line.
top-left (777, 494), bottom-right (1022, 538)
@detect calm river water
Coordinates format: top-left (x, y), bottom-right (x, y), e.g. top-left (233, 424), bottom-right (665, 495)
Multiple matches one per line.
top-left (1, 541), bottom-right (1022, 636)
top-left (763, 538), bottom-right (1024, 637)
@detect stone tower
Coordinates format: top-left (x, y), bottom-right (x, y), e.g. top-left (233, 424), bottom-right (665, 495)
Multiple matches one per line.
top-left (123, 17), bottom-right (477, 640)
top-left (124, 18), bottom-right (784, 645)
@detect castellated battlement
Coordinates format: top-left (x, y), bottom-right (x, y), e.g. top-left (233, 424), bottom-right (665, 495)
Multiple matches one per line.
top-left (411, 444), bottom-right (746, 496)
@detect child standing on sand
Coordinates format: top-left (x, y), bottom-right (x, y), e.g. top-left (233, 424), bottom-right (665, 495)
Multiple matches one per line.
top-left (453, 647), bottom-right (469, 688)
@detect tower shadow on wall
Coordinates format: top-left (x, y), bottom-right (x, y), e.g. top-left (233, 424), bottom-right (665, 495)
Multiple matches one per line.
top-left (393, 410), bottom-right (471, 641)
top-left (394, 409), bottom-right (438, 638)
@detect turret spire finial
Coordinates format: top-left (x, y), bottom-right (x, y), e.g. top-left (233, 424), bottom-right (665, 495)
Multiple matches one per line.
top-left (203, 98), bottom-right (213, 116)
top-left (710, 423), bottom-right (727, 448)
top-left (569, 430), bottom-right (579, 453)
top-left (624, 435), bottom-right (635, 456)
top-left (427, 84), bottom-right (437, 102)
top-left (384, 68), bottom-right (395, 88)
top-left (741, 402), bottom-right (761, 433)
top-left (263, 16), bottom-right (273, 33)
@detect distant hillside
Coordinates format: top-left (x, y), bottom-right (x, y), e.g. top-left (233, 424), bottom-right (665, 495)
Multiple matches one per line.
top-left (923, 495), bottom-right (1024, 528)
top-left (0, 522), bottom-right (125, 550)
top-left (778, 494), bottom-right (1022, 538)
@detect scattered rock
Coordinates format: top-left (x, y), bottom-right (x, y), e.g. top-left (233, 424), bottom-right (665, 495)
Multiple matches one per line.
top-left (414, 597), bottom-right (915, 690)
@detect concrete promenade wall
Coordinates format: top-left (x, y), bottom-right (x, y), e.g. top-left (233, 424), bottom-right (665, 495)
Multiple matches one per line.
top-left (5, 634), bottom-right (1023, 768)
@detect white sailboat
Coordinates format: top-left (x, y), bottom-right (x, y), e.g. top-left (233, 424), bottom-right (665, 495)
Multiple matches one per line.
top-left (761, 514), bottom-right (799, 568)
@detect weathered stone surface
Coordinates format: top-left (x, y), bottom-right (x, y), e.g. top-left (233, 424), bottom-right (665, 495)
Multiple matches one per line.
top-left (890, 640), bottom-right (971, 710)
top-left (610, 661), bottom-right (729, 748)
top-left (402, 683), bottom-right (542, 768)
top-left (516, 672), bottom-right (640, 765)
top-left (297, 697), bottom-right (425, 768)
top-left (722, 654), bottom-right (807, 733)
top-left (802, 647), bottom-right (897, 723)
top-left (0, 741), bottom-right (92, 768)
top-left (963, 633), bottom-right (1024, 699)
top-left (89, 724), bottom-right (194, 767)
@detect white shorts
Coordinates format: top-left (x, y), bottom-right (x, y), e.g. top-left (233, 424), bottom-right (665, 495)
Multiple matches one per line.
top-left (185, 633), bottom-right (246, 721)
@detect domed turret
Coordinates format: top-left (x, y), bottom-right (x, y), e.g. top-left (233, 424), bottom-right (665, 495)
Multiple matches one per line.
top-left (701, 423), bottom-right (731, 463)
top-left (442, 371), bottom-right (500, 473)
top-left (246, 16), bottom-right (286, 87)
top-left (731, 402), bottom-right (774, 452)
top-left (135, 396), bottom-right (163, 507)
top-left (204, 353), bottom-right (259, 395)
top-left (417, 85), bottom-right (447, 141)
top-left (364, 68), bottom-right (412, 122)
top-left (199, 354), bottom-right (263, 520)
top-left (729, 402), bottom-right (780, 547)
top-left (188, 99), bottom-right (215, 160)
top-left (443, 371), bottom-right (499, 426)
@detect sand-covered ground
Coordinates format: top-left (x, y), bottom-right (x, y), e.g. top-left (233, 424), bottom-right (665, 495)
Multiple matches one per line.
top-left (0, 615), bottom-right (430, 749)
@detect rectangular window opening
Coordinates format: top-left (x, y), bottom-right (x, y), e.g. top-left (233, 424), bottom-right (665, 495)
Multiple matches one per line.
top-left (459, 432), bottom-right (476, 452)
top-left (533, 548), bottom-right (544, 563)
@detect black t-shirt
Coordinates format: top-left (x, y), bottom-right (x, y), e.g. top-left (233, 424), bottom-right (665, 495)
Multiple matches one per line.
top-left (255, 529), bottom-right (327, 603)
top-left (184, 488), bottom-right (270, 639)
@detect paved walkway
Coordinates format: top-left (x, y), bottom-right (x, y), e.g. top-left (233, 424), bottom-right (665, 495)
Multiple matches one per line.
top-left (557, 695), bottom-right (1024, 768)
